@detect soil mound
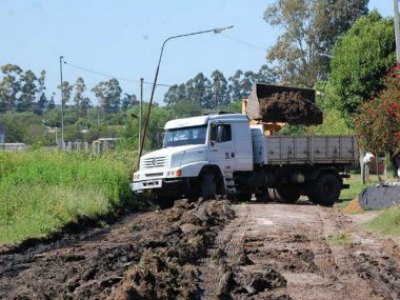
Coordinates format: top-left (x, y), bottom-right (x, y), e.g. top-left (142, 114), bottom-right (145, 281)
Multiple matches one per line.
top-left (343, 197), bottom-right (364, 214)
top-left (0, 199), bottom-right (234, 299)
top-left (259, 91), bottom-right (323, 125)
top-left (110, 199), bottom-right (234, 299)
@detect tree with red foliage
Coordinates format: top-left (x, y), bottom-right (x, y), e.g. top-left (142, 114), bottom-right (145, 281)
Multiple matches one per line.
top-left (355, 64), bottom-right (400, 177)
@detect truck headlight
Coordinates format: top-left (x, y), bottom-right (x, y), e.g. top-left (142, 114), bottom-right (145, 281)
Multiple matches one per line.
top-left (167, 169), bottom-right (182, 177)
top-left (133, 173), bottom-right (140, 181)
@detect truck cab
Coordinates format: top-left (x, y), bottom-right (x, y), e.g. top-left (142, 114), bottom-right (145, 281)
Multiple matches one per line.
top-left (132, 114), bottom-right (252, 201)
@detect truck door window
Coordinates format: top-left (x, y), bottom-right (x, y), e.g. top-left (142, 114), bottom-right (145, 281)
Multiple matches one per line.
top-left (211, 124), bottom-right (232, 143)
top-left (220, 124), bottom-right (232, 142)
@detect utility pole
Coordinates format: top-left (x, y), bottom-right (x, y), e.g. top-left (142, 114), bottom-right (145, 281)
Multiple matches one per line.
top-left (139, 78), bottom-right (143, 153)
top-left (59, 56), bottom-right (64, 149)
top-left (394, 0), bottom-right (400, 63)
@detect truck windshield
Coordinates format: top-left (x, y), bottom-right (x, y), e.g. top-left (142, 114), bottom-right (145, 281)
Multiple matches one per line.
top-left (163, 125), bottom-right (207, 148)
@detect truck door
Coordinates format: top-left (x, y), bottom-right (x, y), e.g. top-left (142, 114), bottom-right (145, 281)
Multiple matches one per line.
top-left (208, 123), bottom-right (235, 174)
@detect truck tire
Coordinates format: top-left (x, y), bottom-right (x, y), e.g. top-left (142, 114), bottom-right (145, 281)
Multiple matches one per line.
top-left (255, 192), bottom-right (267, 202)
top-left (236, 193), bottom-right (252, 202)
top-left (256, 189), bottom-right (272, 202)
top-left (201, 172), bottom-right (217, 200)
top-left (275, 186), bottom-right (300, 203)
top-left (308, 173), bottom-right (341, 206)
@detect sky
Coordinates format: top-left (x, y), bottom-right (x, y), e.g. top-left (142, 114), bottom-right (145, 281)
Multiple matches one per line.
top-left (0, 0), bottom-right (394, 105)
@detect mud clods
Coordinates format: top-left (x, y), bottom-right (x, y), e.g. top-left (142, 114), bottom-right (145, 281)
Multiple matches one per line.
top-left (258, 91), bottom-right (323, 125)
top-left (0, 199), bottom-right (234, 299)
top-left (112, 199), bottom-right (235, 300)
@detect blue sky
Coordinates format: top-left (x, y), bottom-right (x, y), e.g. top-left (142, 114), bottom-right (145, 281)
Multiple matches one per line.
top-left (0, 0), bottom-right (394, 104)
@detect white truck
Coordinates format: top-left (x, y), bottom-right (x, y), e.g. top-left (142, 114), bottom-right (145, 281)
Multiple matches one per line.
top-left (132, 112), bottom-right (358, 206)
top-left (132, 84), bottom-right (358, 207)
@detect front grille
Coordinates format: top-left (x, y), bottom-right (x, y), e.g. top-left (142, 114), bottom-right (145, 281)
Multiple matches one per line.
top-left (141, 156), bottom-right (167, 169)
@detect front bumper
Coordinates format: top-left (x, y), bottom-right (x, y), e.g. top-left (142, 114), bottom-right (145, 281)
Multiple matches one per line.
top-left (131, 178), bottom-right (186, 193)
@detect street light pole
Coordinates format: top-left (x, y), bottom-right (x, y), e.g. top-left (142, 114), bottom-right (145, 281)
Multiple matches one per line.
top-left (59, 55), bottom-right (64, 149)
top-left (139, 78), bottom-right (143, 154)
top-left (394, 0), bottom-right (400, 63)
top-left (137, 25), bottom-right (234, 167)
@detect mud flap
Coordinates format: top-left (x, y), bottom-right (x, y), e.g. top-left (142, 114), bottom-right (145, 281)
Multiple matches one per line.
top-left (359, 185), bottom-right (400, 210)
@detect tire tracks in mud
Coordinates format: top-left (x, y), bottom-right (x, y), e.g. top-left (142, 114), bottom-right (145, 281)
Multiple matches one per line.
top-left (1, 200), bottom-right (400, 299)
top-left (199, 202), bottom-right (400, 300)
top-left (0, 200), bottom-right (235, 299)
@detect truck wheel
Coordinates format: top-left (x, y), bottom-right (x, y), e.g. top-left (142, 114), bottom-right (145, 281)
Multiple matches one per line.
top-left (236, 193), bottom-right (252, 202)
top-left (275, 186), bottom-right (300, 203)
top-left (201, 172), bottom-right (217, 200)
top-left (256, 190), bottom-right (272, 202)
top-left (309, 173), bottom-right (341, 206)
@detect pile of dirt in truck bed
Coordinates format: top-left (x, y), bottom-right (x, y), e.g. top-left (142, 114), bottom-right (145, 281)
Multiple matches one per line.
top-left (258, 91), bottom-right (323, 125)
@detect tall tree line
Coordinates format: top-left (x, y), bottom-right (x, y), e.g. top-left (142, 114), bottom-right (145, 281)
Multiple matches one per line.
top-left (0, 64), bottom-right (138, 116)
top-left (163, 64), bottom-right (278, 108)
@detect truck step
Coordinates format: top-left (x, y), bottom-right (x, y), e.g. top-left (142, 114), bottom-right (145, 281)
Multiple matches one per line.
top-left (340, 174), bottom-right (351, 179)
top-left (342, 184), bottom-right (350, 189)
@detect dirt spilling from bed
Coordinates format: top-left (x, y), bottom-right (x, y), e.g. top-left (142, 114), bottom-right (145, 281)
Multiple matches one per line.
top-left (258, 91), bottom-right (323, 125)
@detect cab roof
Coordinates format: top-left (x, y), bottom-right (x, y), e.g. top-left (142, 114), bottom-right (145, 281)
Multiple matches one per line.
top-left (164, 114), bottom-right (249, 130)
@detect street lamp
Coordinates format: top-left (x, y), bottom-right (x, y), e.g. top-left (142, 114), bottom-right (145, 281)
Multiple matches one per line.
top-left (59, 55), bottom-right (64, 149)
top-left (137, 25), bottom-right (234, 166)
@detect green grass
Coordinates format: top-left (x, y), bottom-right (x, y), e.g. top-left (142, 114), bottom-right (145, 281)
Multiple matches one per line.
top-left (364, 206), bottom-right (400, 237)
top-left (0, 150), bottom-right (137, 244)
top-left (328, 231), bottom-right (352, 245)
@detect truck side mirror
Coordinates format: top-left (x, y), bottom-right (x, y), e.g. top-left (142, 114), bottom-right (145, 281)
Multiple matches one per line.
top-left (217, 125), bottom-right (224, 143)
top-left (210, 124), bottom-right (217, 145)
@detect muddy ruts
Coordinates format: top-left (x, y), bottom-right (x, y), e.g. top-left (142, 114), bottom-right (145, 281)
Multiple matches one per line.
top-left (0, 200), bottom-right (234, 299)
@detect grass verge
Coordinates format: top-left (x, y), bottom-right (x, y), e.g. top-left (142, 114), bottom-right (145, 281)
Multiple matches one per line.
top-left (0, 150), bottom-right (137, 244)
top-left (364, 205), bottom-right (400, 237)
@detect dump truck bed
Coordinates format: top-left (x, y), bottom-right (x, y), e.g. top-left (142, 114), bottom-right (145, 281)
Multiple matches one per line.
top-left (251, 128), bottom-right (358, 165)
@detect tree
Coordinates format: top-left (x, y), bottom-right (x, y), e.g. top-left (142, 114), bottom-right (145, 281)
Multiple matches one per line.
top-left (0, 64), bottom-right (23, 112)
top-left (91, 78), bottom-right (122, 117)
top-left (164, 84), bottom-right (180, 105)
top-left (121, 93), bottom-right (138, 111)
top-left (73, 77), bottom-right (91, 118)
top-left (211, 70), bottom-right (228, 108)
top-left (241, 71), bottom-right (257, 97)
top-left (328, 11), bottom-right (396, 116)
top-left (58, 81), bottom-right (73, 107)
top-left (355, 64), bottom-right (400, 176)
top-left (257, 64), bottom-right (278, 84)
top-left (264, 0), bottom-right (368, 87)
top-left (166, 100), bottom-right (203, 118)
top-left (17, 70), bottom-right (37, 112)
top-left (36, 70), bottom-right (47, 115)
top-left (91, 81), bottom-right (107, 117)
top-left (228, 70), bottom-right (244, 102)
top-left (105, 78), bottom-right (122, 113)
top-left (48, 92), bottom-right (56, 110)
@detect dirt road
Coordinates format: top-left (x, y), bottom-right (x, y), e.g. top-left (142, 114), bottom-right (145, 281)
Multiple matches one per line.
top-left (1, 200), bottom-right (400, 299)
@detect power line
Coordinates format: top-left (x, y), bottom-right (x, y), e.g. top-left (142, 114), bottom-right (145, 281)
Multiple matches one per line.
top-left (220, 33), bottom-right (267, 51)
top-left (63, 61), bottom-right (173, 87)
